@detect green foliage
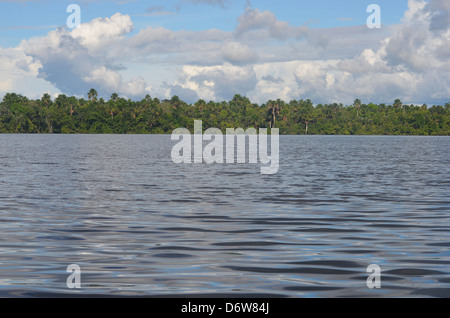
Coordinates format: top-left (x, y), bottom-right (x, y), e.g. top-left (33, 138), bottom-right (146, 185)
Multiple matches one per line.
top-left (0, 92), bottom-right (449, 135)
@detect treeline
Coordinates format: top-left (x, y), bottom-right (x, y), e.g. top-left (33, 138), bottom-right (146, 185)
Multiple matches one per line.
top-left (0, 90), bottom-right (449, 135)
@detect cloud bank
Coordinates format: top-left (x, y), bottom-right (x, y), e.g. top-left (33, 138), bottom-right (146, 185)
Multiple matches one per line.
top-left (1, 0), bottom-right (449, 105)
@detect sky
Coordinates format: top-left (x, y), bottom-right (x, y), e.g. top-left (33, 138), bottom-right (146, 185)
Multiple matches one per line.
top-left (0, 0), bottom-right (449, 105)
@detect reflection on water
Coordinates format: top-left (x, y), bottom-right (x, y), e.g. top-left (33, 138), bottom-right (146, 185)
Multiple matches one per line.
top-left (0, 135), bottom-right (449, 297)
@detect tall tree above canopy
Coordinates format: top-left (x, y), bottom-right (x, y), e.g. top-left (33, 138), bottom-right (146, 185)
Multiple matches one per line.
top-left (2, 93), bottom-right (28, 106)
top-left (394, 99), bottom-right (403, 109)
top-left (88, 89), bottom-right (98, 102)
top-left (41, 93), bottom-right (52, 108)
top-left (110, 93), bottom-right (119, 102)
top-left (354, 99), bottom-right (361, 117)
top-left (267, 101), bottom-right (281, 129)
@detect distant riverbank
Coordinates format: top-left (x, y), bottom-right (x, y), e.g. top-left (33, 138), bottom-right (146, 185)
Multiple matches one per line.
top-left (1, 92), bottom-right (449, 135)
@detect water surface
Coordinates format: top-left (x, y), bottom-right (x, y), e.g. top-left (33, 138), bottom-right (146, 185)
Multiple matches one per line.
top-left (0, 135), bottom-right (449, 297)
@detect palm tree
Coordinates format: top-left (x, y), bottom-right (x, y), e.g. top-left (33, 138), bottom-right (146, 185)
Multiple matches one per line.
top-left (110, 93), bottom-right (118, 102)
top-left (393, 99), bottom-right (402, 109)
top-left (171, 95), bottom-right (182, 110)
top-left (299, 99), bottom-right (314, 135)
top-left (354, 99), bottom-right (361, 117)
top-left (195, 99), bottom-right (206, 112)
top-left (268, 102), bottom-right (280, 128)
top-left (107, 93), bottom-right (119, 119)
top-left (107, 102), bottom-right (117, 120)
top-left (67, 96), bottom-right (78, 116)
top-left (41, 93), bottom-right (52, 108)
top-left (87, 89), bottom-right (98, 102)
top-left (393, 99), bottom-right (405, 116)
top-left (41, 93), bottom-right (53, 133)
top-left (54, 94), bottom-right (68, 109)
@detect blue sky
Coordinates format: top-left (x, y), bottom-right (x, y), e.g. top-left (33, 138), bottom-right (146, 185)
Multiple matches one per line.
top-left (1, 0), bottom-right (409, 46)
top-left (0, 0), bottom-right (449, 105)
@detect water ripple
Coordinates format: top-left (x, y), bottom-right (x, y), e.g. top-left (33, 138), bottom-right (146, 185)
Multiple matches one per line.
top-left (0, 135), bottom-right (449, 297)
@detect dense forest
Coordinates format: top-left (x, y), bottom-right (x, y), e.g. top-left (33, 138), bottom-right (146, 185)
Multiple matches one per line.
top-left (0, 89), bottom-right (449, 135)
